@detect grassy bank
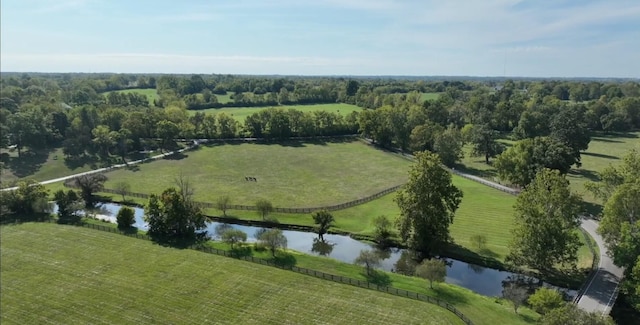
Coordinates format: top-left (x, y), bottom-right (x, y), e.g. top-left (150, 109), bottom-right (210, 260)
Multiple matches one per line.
top-left (1, 222), bottom-right (464, 325)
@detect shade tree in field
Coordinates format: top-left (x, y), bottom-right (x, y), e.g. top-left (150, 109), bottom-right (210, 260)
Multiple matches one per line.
top-left (114, 181), bottom-right (131, 202)
top-left (527, 287), bottom-right (565, 315)
top-left (372, 215), bottom-right (393, 245)
top-left (494, 136), bottom-right (578, 187)
top-left (73, 173), bottom-right (108, 208)
top-left (257, 229), bottom-right (287, 257)
top-left (54, 189), bottom-right (84, 224)
top-left (395, 151), bottom-right (463, 258)
top-left (585, 148), bottom-right (640, 204)
top-left (433, 125), bottom-right (463, 167)
top-left (255, 199), bottom-right (274, 221)
top-left (507, 169), bottom-right (582, 271)
top-left (311, 209), bottom-right (334, 240)
top-left (354, 249), bottom-right (381, 276)
top-left (116, 206), bottom-right (135, 229)
top-left (470, 123), bottom-right (504, 164)
top-left (216, 195), bottom-right (231, 217)
top-left (145, 187), bottom-right (207, 246)
top-left (415, 258), bottom-right (447, 289)
top-left (502, 283), bottom-right (528, 314)
top-left (221, 229), bottom-right (248, 250)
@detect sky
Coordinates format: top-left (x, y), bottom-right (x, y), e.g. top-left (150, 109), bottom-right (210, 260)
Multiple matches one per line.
top-left (1, 0), bottom-right (639, 78)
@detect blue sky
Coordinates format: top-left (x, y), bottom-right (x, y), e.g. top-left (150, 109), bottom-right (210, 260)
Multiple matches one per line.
top-left (2, 0), bottom-right (639, 77)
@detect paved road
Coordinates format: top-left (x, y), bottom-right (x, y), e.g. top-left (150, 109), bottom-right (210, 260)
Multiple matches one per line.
top-left (576, 218), bottom-right (625, 315)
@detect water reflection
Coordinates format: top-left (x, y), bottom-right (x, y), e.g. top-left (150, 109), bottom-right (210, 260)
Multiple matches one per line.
top-left (81, 202), bottom-right (576, 298)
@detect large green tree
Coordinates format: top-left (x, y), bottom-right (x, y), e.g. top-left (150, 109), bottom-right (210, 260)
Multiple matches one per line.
top-left (395, 151), bottom-right (463, 257)
top-left (145, 187), bottom-right (207, 245)
top-left (4, 179), bottom-right (49, 215)
top-left (433, 125), bottom-right (463, 167)
top-left (495, 137), bottom-right (577, 187)
top-left (470, 123), bottom-right (504, 164)
top-left (507, 169), bottom-right (582, 270)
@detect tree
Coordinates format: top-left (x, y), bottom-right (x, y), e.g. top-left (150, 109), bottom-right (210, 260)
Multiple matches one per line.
top-left (216, 195), bottom-right (231, 217)
top-left (311, 209), bottom-right (334, 240)
top-left (221, 229), bottom-right (247, 250)
top-left (502, 283), bottom-right (528, 314)
top-left (395, 151), bottom-right (463, 257)
top-left (354, 249), bottom-right (381, 276)
top-left (91, 125), bottom-right (114, 159)
top-left (507, 169), bottom-right (582, 271)
top-left (599, 182), bottom-right (640, 269)
top-left (415, 258), bottom-right (447, 289)
top-left (372, 215), bottom-right (393, 245)
top-left (114, 181), bottom-right (131, 202)
top-left (470, 234), bottom-right (487, 250)
top-left (156, 120), bottom-right (180, 152)
top-left (585, 149), bottom-right (640, 204)
top-left (470, 124), bottom-right (504, 164)
top-left (54, 189), bottom-right (84, 224)
top-left (73, 173), bottom-right (107, 208)
top-left (433, 125), bottom-right (463, 167)
top-left (494, 137), bottom-right (577, 187)
top-left (214, 223), bottom-right (233, 239)
top-left (255, 199), bottom-right (274, 221)
top-left (145, 187), bottom-right (207, 245)
top-left (257, 229), bottom-right (287, 257)
top-left (550, 106), bottom-right (591, 166)
top-left (4, 179), bottom-right (49, 215)
top-left (116, 206), bottom-right (135, 229)
top-left (622, 257), bottom-right (640, 312)
top-left (527, 288), bottom-right (565, 315)
top-left (540, 303), bottom-right (615, 325)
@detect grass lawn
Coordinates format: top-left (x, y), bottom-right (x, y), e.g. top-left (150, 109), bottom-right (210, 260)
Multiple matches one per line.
top-left (103, 139), bottom-right (409, 207)
top-left (214, 91), bottom-right (235, 104)
top-left (0, 148), bottom-right (93, 188)
top-left (103, 88), bottom-right (158, 105)
top-left (421, 92), bottom-right (442, 101)
top-left (1, 223), bottom-right (464, 325)
top-left (188, 103), bottom-right (362, 121)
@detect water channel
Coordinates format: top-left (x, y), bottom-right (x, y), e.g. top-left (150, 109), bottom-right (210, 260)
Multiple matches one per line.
top-left (77, 202), bottom-right (577, 298)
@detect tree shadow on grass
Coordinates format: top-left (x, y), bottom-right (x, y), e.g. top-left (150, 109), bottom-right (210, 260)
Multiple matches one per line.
top-left (581, 152), bottom-right (620, 160)
top-left (0, 212), bottom-right (53, 225)
top-left (163, 152), bottom-right (188, 160)
top-left (433, 286), bottom-right (469, 305)
top-left (568, 168), bottom-right (600, 181)
top-left (445, 243), bottom-right (504, 270)
top-left (363, 270), bottom-right (392, 287)
top-left (4, 149), bottom-right (53, 178)
top-left (452, 163), bottom-right (497, 179)
top-left (581, 201), bottom-right (603, 218)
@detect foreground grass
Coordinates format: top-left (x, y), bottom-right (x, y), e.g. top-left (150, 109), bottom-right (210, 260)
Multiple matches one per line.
top-left (103, 139), bottom-right (409, 207)
top-left (188, 103), bottom-right (361, 121)
top-left (1, 223), bottom-right (463, 325)
top-left (103, 88), bottom-right (159, 105)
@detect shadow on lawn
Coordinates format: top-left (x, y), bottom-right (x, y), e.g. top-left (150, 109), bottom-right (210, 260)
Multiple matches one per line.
top-left (567, 168), bottom-right (600, 181)
top-left (3, 148), bottom-right (55, 178)
top-left (581, 151), bottom-right (620, 160)
top-left (452, 162), bottom-right (497, 179)
top-left (363, 270), bottom-right (392, 287)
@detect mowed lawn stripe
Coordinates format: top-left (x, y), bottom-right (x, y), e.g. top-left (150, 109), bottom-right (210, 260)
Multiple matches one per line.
top-left (1, 223), bottom-right (464, 325)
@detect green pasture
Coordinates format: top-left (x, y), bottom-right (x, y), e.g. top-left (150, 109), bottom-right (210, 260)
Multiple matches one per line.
top-left (421, 92), bottom-right (442, 101)
top-left (103, 88), bottom-right (158, 105)
top-left (187, 103), bottom-right (361, 121)
top-left (0, 223), bottom-right (464, 325)
top-left (103, 139), bottom-right (407, 208)
top-left (0, 148), bottom-right (92, 188)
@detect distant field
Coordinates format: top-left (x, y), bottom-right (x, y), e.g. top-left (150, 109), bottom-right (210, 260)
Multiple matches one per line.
top-left (103, 88), bottom-right (158, 105)
top-left (420, 92), bottom-right (442, 101)
top-left (214, 91), bottom-right (235, 104)
top-left (188, 103), bottom-right (361, 121)
top-left (1, 223), bottom-right (463, 325)
top-left (0, 148), bottom-right (93, 187)
top-left (103, 139), bottom-right (409, 207)
top-left (459, 132), bottom-right (640, 205)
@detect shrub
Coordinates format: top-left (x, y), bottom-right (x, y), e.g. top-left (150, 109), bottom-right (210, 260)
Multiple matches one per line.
top-left (116, 206), bottom-right (135, 229)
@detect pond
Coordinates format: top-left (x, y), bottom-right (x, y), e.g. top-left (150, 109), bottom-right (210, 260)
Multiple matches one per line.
top-left (74, 202), bottom-right (577, 298)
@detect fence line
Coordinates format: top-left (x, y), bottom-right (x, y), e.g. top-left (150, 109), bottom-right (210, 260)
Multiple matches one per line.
top-left (45, 219), bottom-right (472, 325)
top-left (63, 181), bottom-right (405, 214)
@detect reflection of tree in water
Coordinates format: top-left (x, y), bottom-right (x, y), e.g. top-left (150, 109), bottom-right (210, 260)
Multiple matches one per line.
top-left (311, 237), bottom-right (335, 256)
top-left (501, 274), bottom-right (538, 294)
top-left (393, 250), bottom-right (419, 276)
top-left (374, 246), bottom-right (392, 260)
top-left (467, 263), bottom-right (485, 274)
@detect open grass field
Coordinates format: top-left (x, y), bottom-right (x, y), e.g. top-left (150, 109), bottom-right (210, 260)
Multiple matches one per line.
top-left (0, 148), bottom-right (93, 188)
top-left (103, 88), bottom-right (158, 105)
top-left (214, 91), bottom-right (235, 103)
top-left (421, 92), bottom-right (442, 101)
top-left (103, 139), bottom-right (408, 207)
top-left (458, 132), bottom-right (640, 205)
top-left (0, 223), bottom-right (464, 325)
top-left (188, 103), bottom-right (362, 121)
